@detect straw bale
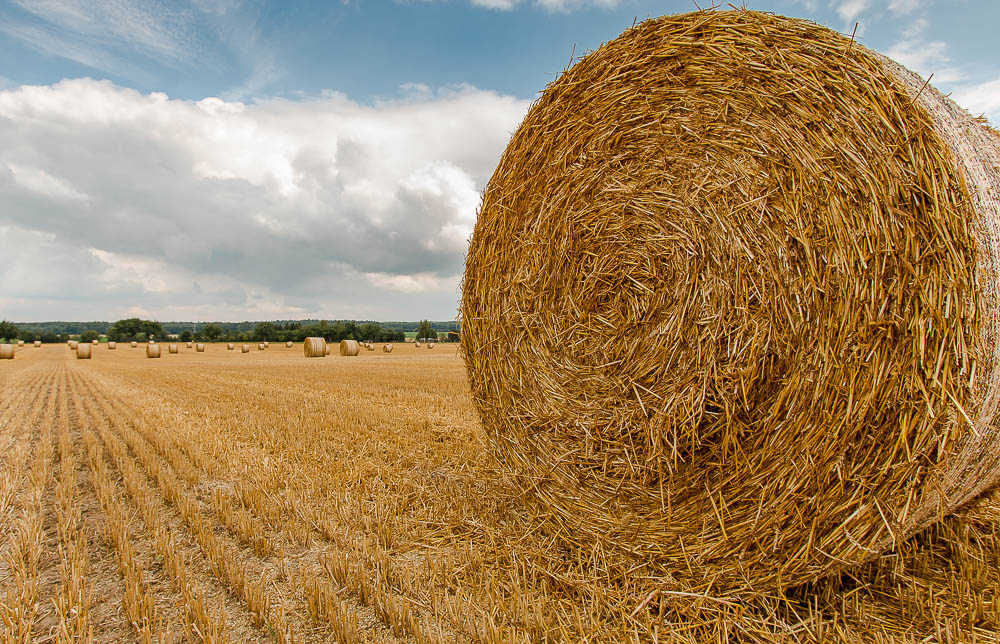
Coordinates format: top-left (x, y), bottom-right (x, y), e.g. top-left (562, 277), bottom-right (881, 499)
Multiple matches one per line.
top-left (227, 343), bottom-right (234, 350)
top-left (130, 341), bottom-right (137, 348)
top-left (383, 344), bottom-right (393, 353)
top-left (415, 341), bottom-right (421, 348)
top-left (427, 343), bottom-right (434, 349)
top-left (0, 344), bottom-right (13, 360)
top-left (92, 339), bottom-right (99, 345)
top-left (286, 341), bottom-right (293, 348)
top-left (68, 340), bottom-right (78, 350)
top-left (340, 340), bottom-right (360, 356)
top-left (258, 343), bottom-right (265, 351)
top-left (186, 341), bottom-right (193, 348)
top-left (304, 337), bottom-right (327, 358)
top-left (108, 342), bottom-right (116, 349)
top-left (460, 9), bottom-right (1000, 597)
top-left (33, 341), bottom-right (40, 347)
top-left (76, 343), bottom-right (92, 359)
top-left (146, 344), bottom-right (160, 358)
top-left (17, 340), bottom-right (23, 346)
top-left (196, 343), bottom-right (205, 352)
top-left (326, 344), bottom-right (332, 355)
top-left (242, 344), bottom-right (250, 353)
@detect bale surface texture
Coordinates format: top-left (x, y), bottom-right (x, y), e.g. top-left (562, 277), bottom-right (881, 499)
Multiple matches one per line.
top-left (461, 9), bottom-right (1000, 596)
top-left (76, 343), bottom-right (92, 359)
top-left (146, 344), bottom-right (160, 358)
top-left (0, 344), bottom-right (13, 360)
top-left (304, 337), bottom-right (327, 357)
top-left (340, 340), bottom-right (360, 356)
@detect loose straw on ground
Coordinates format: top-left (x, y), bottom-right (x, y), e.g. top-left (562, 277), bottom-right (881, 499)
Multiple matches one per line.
top-left (461, 9), bottom-right (1000, 597)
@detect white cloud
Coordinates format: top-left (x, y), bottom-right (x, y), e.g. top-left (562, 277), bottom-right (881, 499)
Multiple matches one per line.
top-left (885, 39), bottom-right (966, 85)
top-left (888, 0), bottom-right (923, 14)
top-left (953, 77), bottom-right (1000, 124)
top-left (0, 78), bottom-right (530, 321)
top-left (469, 0), bottom-right (621, 11)
top-left (835, 0), bottom-right (870, 22)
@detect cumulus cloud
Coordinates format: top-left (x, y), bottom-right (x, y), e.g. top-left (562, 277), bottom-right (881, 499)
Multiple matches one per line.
top-left (0, 78), bottom-right (529, 321)
top-left (835, 0), bottom-right (870, 22)
top-left (954, 77), bottom-right (1000, 124)
top-left (470, 0), bottom-right (621, 11)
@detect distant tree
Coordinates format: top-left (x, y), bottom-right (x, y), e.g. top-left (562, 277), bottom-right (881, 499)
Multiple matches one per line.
top-left (417, 320), bottom-right (435, 341)
top-left (0, 320), bottom-right (19, 342)
top-left (79, 330), bottom-right (100, 343)
top-left (202, 323), bottom-right (224, 341)
top-left (180, 330), bottom-right (193, 342)
top-left (253, 322), bottom-right (278, 341)
top-left (108, 318), bottom-right (164, 341)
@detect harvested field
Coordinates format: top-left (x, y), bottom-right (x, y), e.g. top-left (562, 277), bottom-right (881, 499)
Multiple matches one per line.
top-left (2, 344), bottom-right (1000, 642)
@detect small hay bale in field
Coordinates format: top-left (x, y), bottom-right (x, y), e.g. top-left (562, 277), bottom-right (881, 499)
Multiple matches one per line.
top-left (130, 341), bottom-right (137, 348)
top-left (227, 343), bottom-right (234, 350)
top-left (414, 341), bottom-right (421, 348)
top-left (33, 340), bottom-right (40, 347)
top-left (241, 344), bottom-right (250, 353)
top-left (146, 344), bottom-right (161, 359)
top-left (186, 341), bottom-right (193, 348)
top-left (92, 339), bottom-right (99, 345)
top-left (196, 343), bottom-right (205, 352)
top-left (17, 340), bottom-right (24, 347)
top-left (76, 343), bottom-right (92, 359)
top-left (325, 344), bottom-right (332, 355)
top-left (383, 344), bottom-right (393, 353)
top-left (0, 344), bottom-right (14, 360)
top-left (258, 343), bottom-right (265, 351)
top-left (303, 337), bottom-right (326, 358)
top-left (168, 344), bottom-right (178, 354)
top-left (108, 342), bottom-right (116, 349)
top-left (286, 341), bottom-right (293, 348)
top-left (367, 344), bottom-right (375, 351)
top-left (460, 9), bottom-right (1000, 597)
top-left (427, 343), bottom-right (434, 349)
top-left (263, 341), bottom-right (269, 348)
top-left (339, 340), bottom-right (360, 356)
top-left (68, 340), bottom-right (78, 350)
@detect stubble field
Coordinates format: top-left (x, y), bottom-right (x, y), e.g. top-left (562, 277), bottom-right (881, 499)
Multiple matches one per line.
top-left (1, 342), bottom-right (1000, 643)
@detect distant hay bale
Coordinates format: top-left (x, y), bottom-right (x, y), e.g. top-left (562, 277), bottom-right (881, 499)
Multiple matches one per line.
top-left (33, 341), bottom-right (40, 347)
top-left (367, 344), bottom-right (375, 351)
top-left (242, 344), bottom-right (250, 353)
top-left (92, 339), bottom-right (99, 345)
top-left (186, 342), bottom-right (193, 348)
top-left (415, 341), bottom-right (421, 348)
top-left (227, 343), bottom-right (234, 350)
top-left (427, 343), bottom-right (434, 349)
top-left (130, 341), bottom-right (137, 348)
top-left (303, 337), bottom-right (327, 358)
top-left (108, 342), bottom-right (116, 349)
top-left (263, 341), bottom-right (269, 348)
top-left (0, 344), bottom-right (14, 360)
top-left (76, 343), bottom-right (92, 359)
top-left (383, 344), bottom-right (393, 353)
top-left (286, 341), bottom-right (293, 348)
top-left (326, 344), bottom-right (332, 355)
top-left (17, 340), bottom-right (24, 347)
top-left (196, 343), bottom-right (205, 352)
top-left (69, 341), bottom-right (78, 350)
top-left (146, 344), bottom-right (161, 359)
top-left (258, 343), bottom-right (265, 351)
top-left (168, 344), bottom-right (178, 354)
top-left (460, 10), bottom-right (1000, 596)
top-left (339, 340), bottom-right (360, 356)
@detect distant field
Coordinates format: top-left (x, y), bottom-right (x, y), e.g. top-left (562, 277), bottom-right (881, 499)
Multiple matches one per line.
top-left (1, 342), bottom-right (999, 642)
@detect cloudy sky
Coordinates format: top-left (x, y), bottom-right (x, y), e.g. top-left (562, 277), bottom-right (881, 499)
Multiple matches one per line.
top-left (0, 0), bottom-right (997, 323)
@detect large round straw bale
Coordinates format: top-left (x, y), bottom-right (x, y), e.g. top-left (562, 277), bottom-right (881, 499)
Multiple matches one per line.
top-left (383, 344), bottom-right (393, 353)
top-left (339, 340), bottom-right (360, 356)
top-left (108, 342), bottom-right (116, 349)
top-left (304, 337), bottom-right (327, 358)
top-left (76, 343), bottom-right (92, 359)
top-left (242, 344), bottom-right (250, 353)
top-left (286, 341), bottom-right (293, 348)
top-left (196, 343), bottom-right (205, 352)
top-left (168, 344), bottom-right (178, 354)
top-left (130, 341), bottom-right (137, 348)
top-left (0, 344), bottom-right (14, 360)
top-left (461, 10), bottom-right (1000, 596)
top-left (227, 343), bottom-right (234, 350)
top-left (33, 340), bottom-right (40, 347)
top-left (146, 344), bottom-right (161, 359)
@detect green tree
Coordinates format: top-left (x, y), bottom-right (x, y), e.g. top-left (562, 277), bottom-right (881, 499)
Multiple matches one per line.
top-left (79, 330), bottom-right (101, 343)
top-left (0, 320), bottom-right (18, 342)
top-left (416, 320), bottom-right (435, 341)
top-left (202, 323), bottom-right (224, 341)
top-left (108, 318), bottom-right (164, 341)
top-left (180, 330), bottom-right (193, 342)
top-left (253, 322), bottom-right (277, 341)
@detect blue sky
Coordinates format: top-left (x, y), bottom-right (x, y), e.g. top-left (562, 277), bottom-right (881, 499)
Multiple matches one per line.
top-left (0, 0), bottom-right (997, 322)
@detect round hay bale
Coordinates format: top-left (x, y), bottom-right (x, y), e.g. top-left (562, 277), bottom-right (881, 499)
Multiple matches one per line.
top-left (130, 341), bottom-right (137, 348)
top-left (186, 341), bottom-right (193, 348)
top-left (304, 337), bottom-right (327, 358)
top-left (427, 343), bottom-right (434, 349)
top-left (33, 340), bottom-right (40, 347)
top-left (326, 344), bottom-right (332, 355)
top-left (168, 344), bottom-right (178, 354)
top-left (76, 343), bottom-right (92, 359)
top-left (0, 344), bottom-right (14, 360)
top-left (17, 340), bottom-right (24, 347)
top-left (460, 9), bottom-right (1000, 596)
top-left (227, 343), bottom-right (235, 350)
top-left (383, 344), bottom-right (393, 353)
top-left (415, 341), bottom-right (421, 348)
top-left (241, 344), bottom-right (250, 353)
top-left (68, 340), bottom-right (78, 350)
top-left (107, 342), bottom-right (116, 350)
top-left (286, 341), bottom-right (293, 348)
top-left (258, 343), bottom-right (265, 351)
top-left (92, 339), bottom-right (99, 345)
top-left (196, 343), bottom-right (205, 352)
top-left (146, 344), bottom-right (161, 359)
top-left (339, 340), bottom-right (360, 356)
